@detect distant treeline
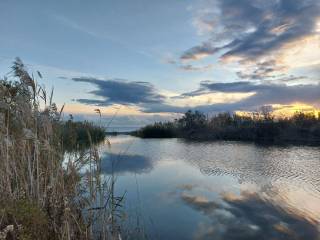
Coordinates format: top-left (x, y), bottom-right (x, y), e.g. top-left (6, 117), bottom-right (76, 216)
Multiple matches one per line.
top-left (133, 110), bottom-right (320, 144)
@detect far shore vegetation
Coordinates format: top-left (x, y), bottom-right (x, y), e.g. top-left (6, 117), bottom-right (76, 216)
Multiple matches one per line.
top-left (62, 119), bottom-right (106, 152)
top-left (133, 109), bottom-right (320, 145)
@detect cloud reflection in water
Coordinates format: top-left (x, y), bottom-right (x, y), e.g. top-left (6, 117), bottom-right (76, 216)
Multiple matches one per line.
top-left (179, 187), bottom-right (319, 240)
top-left (101, 152), bottom-right (153, 174)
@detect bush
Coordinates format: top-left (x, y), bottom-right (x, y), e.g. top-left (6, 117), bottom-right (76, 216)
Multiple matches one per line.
top-left (135, 122), bottom-right (176, 138)
top-left (62, 120), bottom-right (106, 152)
top-left (135, 110), bottom-right (320, 144)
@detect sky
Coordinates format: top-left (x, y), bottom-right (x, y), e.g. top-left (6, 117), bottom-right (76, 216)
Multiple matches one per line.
top-left (0, 0), bottom-right (319, 126)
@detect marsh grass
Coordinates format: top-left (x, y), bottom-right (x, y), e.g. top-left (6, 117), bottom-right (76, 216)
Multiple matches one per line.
top-left (0, 58), bottom-right (123, 240)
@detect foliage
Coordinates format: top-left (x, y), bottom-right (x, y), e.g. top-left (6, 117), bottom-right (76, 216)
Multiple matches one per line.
top-left (177, 110), bottom-right (206, 130)
top-left (62, 120), bottom-right (106, 152)
top-left (134, 122), bottom-right (177, 138)
top-left (135, 110), bottom-right (320, 144)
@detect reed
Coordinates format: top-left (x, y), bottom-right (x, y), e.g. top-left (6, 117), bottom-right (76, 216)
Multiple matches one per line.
top-left (0, 58), bottom-right (122, 240)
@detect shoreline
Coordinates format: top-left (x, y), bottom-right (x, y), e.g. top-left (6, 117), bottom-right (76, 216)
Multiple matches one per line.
top-left (130, 131), bottom-right (320, 146)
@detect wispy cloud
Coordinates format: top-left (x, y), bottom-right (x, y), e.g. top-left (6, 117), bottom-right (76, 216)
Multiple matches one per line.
top-left (166, 57), bottom-right (214, 72)
top-left (52, 14), bottom-right (154, 58)
top-left (181, 41), bottom-right (222, 61)
top-left (179, 63), bottom-right (214, 72)
top-left (52, 14), bottom-right (102, 39)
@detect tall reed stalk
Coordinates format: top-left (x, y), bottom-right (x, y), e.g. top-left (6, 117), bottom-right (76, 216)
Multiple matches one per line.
top-left (0, 58), bottom-right (123, 240)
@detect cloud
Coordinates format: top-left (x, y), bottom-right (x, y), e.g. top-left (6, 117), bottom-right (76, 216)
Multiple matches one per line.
top-left (177, 81), bottom-right (320, 112)
top-left (143, 81), bottom-right (320, 114)
top-left (166, 58), bottom-right (214, 72)
top-left (71, 76), bottom-right (319, 114)
top-left (236, 60), bottom-right (288, 80)
top-left (52, 14), bottom-right (153, 58)
top-left (179, 64), bottom-right (214, 72)
top-left (199, 81), bottom-right (265, 93)
top-left (185, 0), bottom-right (320, 61)
top-left (72, 77), bottom-right (165, 106)
top-left (270, 75), bottom-right (309, 83)
top-left (182, 0), bottom-right (320, 81)
top-left (181, 41), bottom-right (222, 61)
top-left (203, 81), bottom-right (320, 100)
top-left (52, 14), bottom-right (101, 39)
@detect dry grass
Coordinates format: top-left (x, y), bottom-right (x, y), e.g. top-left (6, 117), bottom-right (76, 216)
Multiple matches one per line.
top-left (0, 58), bottom-right (122, 240)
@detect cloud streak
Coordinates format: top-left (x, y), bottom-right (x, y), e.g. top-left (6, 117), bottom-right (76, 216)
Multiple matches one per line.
top-left (178, 81), bottom-right (320, 112)
top-left (71, 76), bottom-right (320, 114)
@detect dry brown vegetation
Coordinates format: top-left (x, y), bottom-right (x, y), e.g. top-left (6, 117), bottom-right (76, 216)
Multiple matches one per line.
top-left (0, 58), bottom-right (122, 240)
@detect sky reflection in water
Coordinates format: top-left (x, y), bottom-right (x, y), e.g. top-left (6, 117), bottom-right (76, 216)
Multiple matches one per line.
top-left (100, 135), bottom-right (320, 240)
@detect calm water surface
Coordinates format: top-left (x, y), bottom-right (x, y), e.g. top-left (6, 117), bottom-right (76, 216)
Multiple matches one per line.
top-left (100, 135), bottom-right (320, 240)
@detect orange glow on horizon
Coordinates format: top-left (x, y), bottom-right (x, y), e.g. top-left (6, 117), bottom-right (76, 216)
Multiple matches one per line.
top-left (236, 103), bottom-right (320, 119)
top-left (62, 102), bottom-right (319, 119)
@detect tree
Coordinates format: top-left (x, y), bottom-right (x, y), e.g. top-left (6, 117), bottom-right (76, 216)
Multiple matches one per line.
top-left (178, 110), bottom-right (206, 130)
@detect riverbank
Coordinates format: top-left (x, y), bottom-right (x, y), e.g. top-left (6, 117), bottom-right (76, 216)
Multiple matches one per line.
top-left (132, 110), bottom-right (320, 145)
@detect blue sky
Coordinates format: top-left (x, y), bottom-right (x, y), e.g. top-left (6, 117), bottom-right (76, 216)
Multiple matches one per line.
top-left (0, 0), bottom-right (319, 125)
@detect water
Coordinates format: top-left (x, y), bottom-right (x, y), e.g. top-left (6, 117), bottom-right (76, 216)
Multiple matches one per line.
top-left (106, 126), bottom-right (141, 133)
top-left (100, 135), bottom-right (320, 240)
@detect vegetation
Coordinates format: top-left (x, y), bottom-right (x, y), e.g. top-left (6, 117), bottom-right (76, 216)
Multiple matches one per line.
top-left (0, 58), bottom-right (121, 240)
top-left (135, 122), bottom-right (177, 138)
top-left (62, 119), bottom-right (106, 152)
top-left (134, 110), bottom-right (320, 144)
top-left (0, 199), bottom-right (50, 240)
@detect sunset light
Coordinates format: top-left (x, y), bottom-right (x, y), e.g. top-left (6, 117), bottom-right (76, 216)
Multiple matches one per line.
top-left (1, 1), bottom-right (320, 239)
